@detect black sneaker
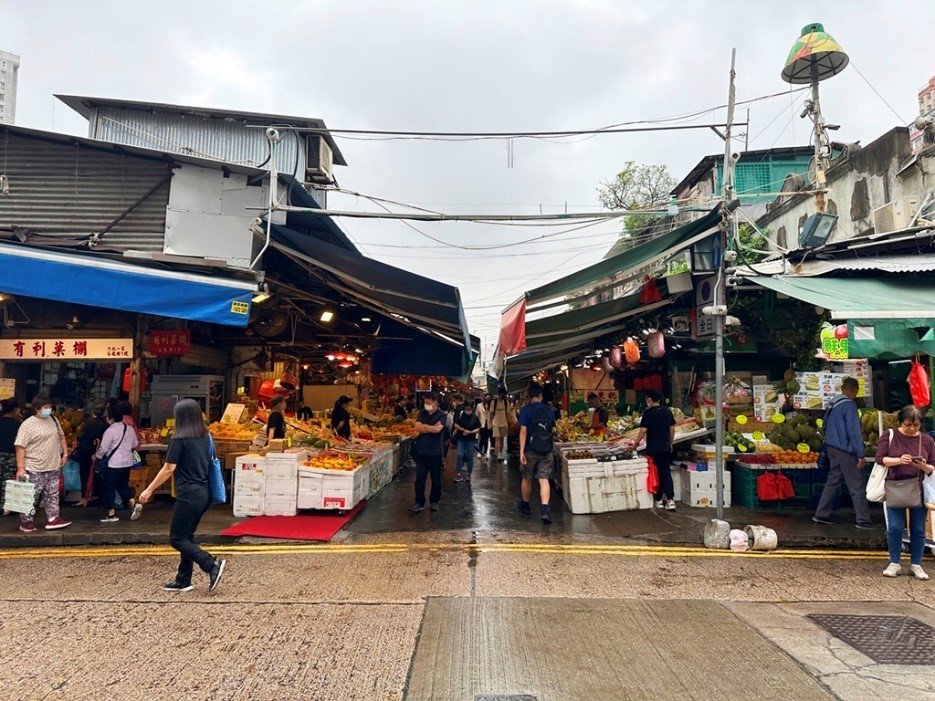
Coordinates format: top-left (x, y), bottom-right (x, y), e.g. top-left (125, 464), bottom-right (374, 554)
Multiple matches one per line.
top-left (454, 474), bottom-right (466, 483)
top-left (541, 507), bottom-right (552, 525)
top-left (855, 521), bottom-right (877, 530)
top-left (410, 502), bottom-right (426, 513)
top-left (162, 581), bottom-right (193, 592)
top-left (429, 502), bottom-right (439, 512)
top-left (208, 558), bottom-right (226, 593)
top-left (518, 500), bottom-right (532, 516)
top-left (812, 516), bottom-right (836, 525)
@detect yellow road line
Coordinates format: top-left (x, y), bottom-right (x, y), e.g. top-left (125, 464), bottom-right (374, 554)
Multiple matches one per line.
top-left (0, 542), bottom-right (885, 561)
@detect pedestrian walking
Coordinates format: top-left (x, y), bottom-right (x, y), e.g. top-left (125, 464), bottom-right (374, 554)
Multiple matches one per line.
top-left (490, 389), bottom-right (512, 461)
top-left (474, 398), bottom-right (489, 460)
top-left (96, 402), bottom-right (143, 523)
top-left (875, 404), bottom-right (935, 580)
top-left (452, 400), bottom-right (481, 482)
top-left (410, 392), bottom-right (446, 512)
top-left (812, 377), bottom-right (874, 529)
top-left (636, 390), bottom-right (677, 510)
top-left (13, 393), bottom-right (71, 532)
top-left (138, 399), bottom-right (226, 593)
top-left (518, 383), bottom-right (555, 524)
top-left (0, 398), bottom-right (23, 515)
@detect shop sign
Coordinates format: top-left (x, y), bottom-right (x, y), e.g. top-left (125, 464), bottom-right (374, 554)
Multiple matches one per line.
top-left (693, 276), bottom-right (717, 338)
top-left (0, 338), bottom-right (133, 360)
top-left (821, 335), bottom-right (848, 360)
top-left (151, 330), bottom-right (192, 357)
top-left (570, 389), bottom-right (619, 404)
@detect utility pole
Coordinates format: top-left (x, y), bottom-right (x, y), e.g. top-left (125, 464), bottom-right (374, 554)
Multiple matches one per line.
top-left (714, 49), bottom-right (738, 521)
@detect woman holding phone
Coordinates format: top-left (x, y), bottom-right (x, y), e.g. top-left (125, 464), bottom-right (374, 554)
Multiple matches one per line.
top-left (875, 404), bottom-right (935, 580)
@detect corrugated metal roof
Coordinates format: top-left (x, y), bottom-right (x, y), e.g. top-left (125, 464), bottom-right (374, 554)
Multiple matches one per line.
top-left (740, 253), bottom-right (935, 277)
top-left (56, 94), bottom-right (347, 166)
top-left (0, 128), bottom-right (169, 252)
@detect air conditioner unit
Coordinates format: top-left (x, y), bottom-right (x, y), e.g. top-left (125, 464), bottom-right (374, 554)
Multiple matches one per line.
top-left (872, 196), bottom-right (919, 234)
top-left (305, 135), bottom-right (334, 183)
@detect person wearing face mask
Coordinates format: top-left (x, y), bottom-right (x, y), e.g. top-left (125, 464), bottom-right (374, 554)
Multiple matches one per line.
top-left (452, 399), bottom-right (481, 482)
top-left (410, 392), bottom-right (446, 512)
top-left (13, 393), bottom-right (71, 532)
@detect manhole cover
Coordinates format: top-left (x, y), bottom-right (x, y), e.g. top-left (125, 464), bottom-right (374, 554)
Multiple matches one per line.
top-left (807, 614), bottom-right (935, 665)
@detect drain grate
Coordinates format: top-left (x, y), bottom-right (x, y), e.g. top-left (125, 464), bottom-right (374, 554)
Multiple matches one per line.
top-left (807, 614), bottom-right (935, 665)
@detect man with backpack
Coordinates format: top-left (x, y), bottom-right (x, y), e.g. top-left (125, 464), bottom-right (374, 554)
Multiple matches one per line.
top-left (518, 383), bottom-right (555, 524)
top-left (812, 377), bottom-right (874, 529)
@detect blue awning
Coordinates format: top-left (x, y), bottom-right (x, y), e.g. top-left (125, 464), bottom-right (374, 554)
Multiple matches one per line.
top-left (0, 243), bottom-right (257, 327)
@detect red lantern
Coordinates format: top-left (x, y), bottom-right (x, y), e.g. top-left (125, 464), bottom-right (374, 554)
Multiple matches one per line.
top-left (623, 339), bottom-right (641, 365)
top-left (610, 347), bottom-right (622, 369)
top-left (647, 331), bottom-right (665, 358)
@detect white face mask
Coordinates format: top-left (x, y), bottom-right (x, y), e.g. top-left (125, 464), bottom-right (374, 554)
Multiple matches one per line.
top-left (424, 404), bottom-right (435, 412)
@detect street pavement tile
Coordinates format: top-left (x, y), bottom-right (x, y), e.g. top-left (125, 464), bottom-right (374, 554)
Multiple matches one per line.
top-left (404, 597), bottom-right (835, 701)
top-left (0, 551), bottom-right (471, 602)
top-left (0, 600), bottom-right (421, 701)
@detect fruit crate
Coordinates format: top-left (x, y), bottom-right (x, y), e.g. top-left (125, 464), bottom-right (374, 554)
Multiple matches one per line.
top-left (732, 464), bottom-right (817, 509)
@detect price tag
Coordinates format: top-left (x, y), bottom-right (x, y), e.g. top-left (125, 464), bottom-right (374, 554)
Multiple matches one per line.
top-left (736, 415), bottom-right (748, 425)
top-left (816, 418), bottom-right (824, 428)
top-left (752, 431), bottom-right (764, 441)
top-left (166, 419), bottom-right (175, 428)
top-left (771, 414), bottom-right (785, 424)
top-left (797, 443), bottom-right (810, 453)
top-left (738, 444), bottom-right (748, 452)
top-left (160, 428), bottom-right (169, 438)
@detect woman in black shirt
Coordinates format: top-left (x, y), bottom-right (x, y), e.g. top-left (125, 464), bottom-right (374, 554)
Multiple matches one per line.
top-left (0, 398), bottom-right (22, 514)
top-left (139, 399), bottom-right (226, 593)
top-left (331, 395), bottom-right (353, 439)
top-left (266, 395), bottom-right (286, 442)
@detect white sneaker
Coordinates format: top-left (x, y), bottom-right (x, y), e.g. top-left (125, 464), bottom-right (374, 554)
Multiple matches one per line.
top-left (909, 564), bottom-right (930, 580)
top-left (665, 501), bottom-right (677, 511)
top-left (130, 503), bottom-right (143, 521)
top-left (883, 563), bottom-right (901, 578)
top-left (655, 500), bottom-right (665, 509)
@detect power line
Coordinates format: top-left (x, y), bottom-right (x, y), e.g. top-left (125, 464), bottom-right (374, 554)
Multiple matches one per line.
top-left (849, 59), bottom-right (909, 125)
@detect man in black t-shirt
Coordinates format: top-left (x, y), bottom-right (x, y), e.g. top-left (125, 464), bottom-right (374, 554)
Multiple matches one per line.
top-left (394, 396), bottom-right (409, 420)
top-left (411, 392), bottom-right (446, 512)
top-left (452, 401), bottom-right (481, 482)
top-left (636, 390), bottom-right (677, 510)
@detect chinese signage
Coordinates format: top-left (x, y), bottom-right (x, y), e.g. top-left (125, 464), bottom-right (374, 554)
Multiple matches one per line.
top-left (692, 276), bottom-right (717, 338)
top-left (150, 330), bottom-right (191, 357)
top-left (821, 335), bottom-right (848, 360)
top-left (0, 338), bottom-right (133, 360)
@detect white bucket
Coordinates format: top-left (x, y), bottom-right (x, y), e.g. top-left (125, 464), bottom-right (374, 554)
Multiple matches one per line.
top-left (744, 525), bottom-right (778, 551)
top-left (704, 519), bottom-right (731, 549)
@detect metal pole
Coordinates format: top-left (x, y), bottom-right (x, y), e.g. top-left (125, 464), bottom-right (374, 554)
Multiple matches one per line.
top-left (715, 49), bottom-right (738, 521)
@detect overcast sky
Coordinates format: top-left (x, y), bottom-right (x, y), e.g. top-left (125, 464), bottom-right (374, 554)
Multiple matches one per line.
top-left (3, 1), bottom-right (934, 359)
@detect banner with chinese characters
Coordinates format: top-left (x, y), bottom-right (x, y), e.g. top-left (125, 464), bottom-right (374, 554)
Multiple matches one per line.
top-left (150, 330), bottom-right (191, 357)
top-left (0, 338), bottom-right (133, 360)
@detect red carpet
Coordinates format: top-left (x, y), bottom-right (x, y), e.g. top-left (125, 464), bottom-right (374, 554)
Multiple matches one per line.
top-left (220, 501), bottom-right (366, 541)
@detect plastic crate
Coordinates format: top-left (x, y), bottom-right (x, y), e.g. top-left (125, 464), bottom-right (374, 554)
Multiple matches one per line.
top-left (3, 479), bottom-right (37, 515)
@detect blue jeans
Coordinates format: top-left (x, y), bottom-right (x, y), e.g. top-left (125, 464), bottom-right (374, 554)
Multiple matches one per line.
top-left (886, 504), bottom-right (928, 565)
top-left (456, 441), bottom-right (475, 476)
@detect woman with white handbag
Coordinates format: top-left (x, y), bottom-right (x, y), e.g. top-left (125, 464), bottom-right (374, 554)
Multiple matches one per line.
top-left (874, 405), bottom-right (935, 580)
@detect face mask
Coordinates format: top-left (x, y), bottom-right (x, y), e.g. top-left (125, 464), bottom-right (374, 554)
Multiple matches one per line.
top-left (40, 408), bottom-right (53, 418)
top-left (424, 404), bottom-right (434, 412)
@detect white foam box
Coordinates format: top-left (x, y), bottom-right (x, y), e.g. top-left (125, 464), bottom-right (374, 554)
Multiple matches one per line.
top-left (234, 455), bottom-right (267, 484)
top-left (561, 460), bottom-right (653, 514)
top-left (264, 477), bottom-right (297, 499)
top-left (233, 480), bottom-right (265, 498)
top-left (682, 489), bottom-right (732, 508)
top-left (671, 465), bottom-right (683, 502)
top-left (299, 464), bottom-right (370, 511)
top-left (681, 469), bottom-right (730, 492)
top-left (232, 494), bottom-right (264, 518)
top-left (264, 451), bottom-right (308, 482)
top-left (263, 495), bottom-right (298, 516)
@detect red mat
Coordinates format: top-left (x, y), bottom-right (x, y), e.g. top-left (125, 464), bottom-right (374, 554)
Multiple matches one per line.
top-left (220, 501), bottom-right (366, 541)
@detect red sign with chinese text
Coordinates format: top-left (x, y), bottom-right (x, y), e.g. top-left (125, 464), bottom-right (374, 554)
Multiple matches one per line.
top-left (150, 330), bottom-right (191, 357)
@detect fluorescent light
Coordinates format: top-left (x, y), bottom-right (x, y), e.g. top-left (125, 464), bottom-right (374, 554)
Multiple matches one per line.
top-left (251, 292), bottom-right (271, 304)
top-left (361, 317), bottom-right (371, 322)
top-left (320, 309), bottom-right (335, 323)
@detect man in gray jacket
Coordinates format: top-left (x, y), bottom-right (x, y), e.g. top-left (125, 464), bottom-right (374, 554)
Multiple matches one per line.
top-left (812, 377), bottom-right (874, 529)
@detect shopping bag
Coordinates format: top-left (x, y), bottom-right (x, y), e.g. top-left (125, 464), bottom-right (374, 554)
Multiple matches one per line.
top-left (922, 470), bottom-right (935, 510)
top-left (776, 471), bottom-right (795, 500)
top-left (63, 460), bottom-right (82, 492)
top-left (645, 455), bottom-right (659, 494)
top-left (207, 434), bottom-right (227, 505)
top-left (3, 478), bottom-right (37, 516)
top-left (131, 450), bottom-right (143, 469)
top-left (909, 361), bottom-right (931, 407)
top-left (757, 472), bottom-right (780, 501)
top-left (866, 463), bottom-right (887, 503)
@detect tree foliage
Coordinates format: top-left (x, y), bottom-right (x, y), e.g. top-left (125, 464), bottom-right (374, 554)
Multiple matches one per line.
top-left (597, 161), bottom-right (677, 238)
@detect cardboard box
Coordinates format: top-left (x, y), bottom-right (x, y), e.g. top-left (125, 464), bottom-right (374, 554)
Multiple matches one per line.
top-left (267, 439), bottom-right (286, 452)
top-left (232, 494), bottom-right (263, 518)
top-left (682, 489), bottom-right (731, 508)
top-left (225, 452), bottom-right (251, 470)
top-left (145, 452), bottom-right (163, 467)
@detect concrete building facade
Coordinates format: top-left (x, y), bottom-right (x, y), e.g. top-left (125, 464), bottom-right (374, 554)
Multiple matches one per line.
top-left (0, 50), bottom-right (20, 125)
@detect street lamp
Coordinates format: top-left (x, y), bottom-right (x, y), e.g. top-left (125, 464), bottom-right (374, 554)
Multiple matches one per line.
top-left (781, 23), bottom-right (849, 213)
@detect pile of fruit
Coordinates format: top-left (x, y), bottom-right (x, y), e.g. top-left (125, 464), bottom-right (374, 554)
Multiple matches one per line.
top-left (302, 451), bottom-right (368, 471)
top-left (738, 454), bottom-right (775, 465)
top-left (208, 422), bottom-right (258, 440)
top-left (565, 449), bottom-right (595, 460)
top-left (766, 414), bottom-right (823, 453)
top-left (725, 430), bottom-right (756, 453)
top-left (860, 410), bottom-right (898, 456)
top-left (773, 450), bottom-right (819, 464)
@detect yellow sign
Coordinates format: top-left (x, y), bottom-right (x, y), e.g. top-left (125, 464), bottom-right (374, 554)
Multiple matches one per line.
top-left (738, 444), bottom-right (748, 452)
top-left (771, 414), bottom-right (786, 424)
top-left (752, 431), bottom-right (765, 441)
top-left (736, 415), bottom-right (748, 425)
top-left (797, 443), bottom-right (810, 453)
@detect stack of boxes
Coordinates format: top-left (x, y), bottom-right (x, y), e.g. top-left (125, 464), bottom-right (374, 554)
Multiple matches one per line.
top-left (263, 451), bottom-right (306, 517)
top-left (233, 455), bottom-right (266, 517)
top-left (560, 453), bottom-right (654, 514)
top-left (298, 462), bottom-right (371, 512)
top-left (680, 463), bottom-right (732, 508)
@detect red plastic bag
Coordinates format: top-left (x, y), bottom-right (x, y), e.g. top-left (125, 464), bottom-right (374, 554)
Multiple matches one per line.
top-left (757, 472), bottom-right (779, 501)
top-left (909, 361), bottom-right (931, 407)
top-left (645, 455), bottom-right (659, 494)
top-left (775, 471), bottom-right (795, 500)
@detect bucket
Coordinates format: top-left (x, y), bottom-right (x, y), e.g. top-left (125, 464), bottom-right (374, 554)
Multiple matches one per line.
top-left (744, 525), bottom-right (778, 551)
top-left (704, 519), bottom-right (731, 549)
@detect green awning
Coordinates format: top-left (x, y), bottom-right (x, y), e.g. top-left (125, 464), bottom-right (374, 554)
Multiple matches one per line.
top-left (847, 319), bottom-right (935, 360)
top-left (525, 205), bottom-right (723, 308)
top-left (750, 276), bottom-right (935, 319)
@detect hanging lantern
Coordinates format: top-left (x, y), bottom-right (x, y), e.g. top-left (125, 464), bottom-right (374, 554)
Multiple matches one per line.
top-left (610, 346), bottom-right (622, 369)
top-left (333, 352), bottom-right (347, 361)
top-left (602, 356), bottom-right (614, 372)
top-left (338, 361), bottom-right (354, 369)
top-left (623, 339), bottom-right (641, 365)
top-left (647, 331), bottom-right (666, 359)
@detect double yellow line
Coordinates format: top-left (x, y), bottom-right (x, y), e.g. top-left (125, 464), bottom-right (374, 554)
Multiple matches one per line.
top-left (0, 542), bottom-right (885, 561)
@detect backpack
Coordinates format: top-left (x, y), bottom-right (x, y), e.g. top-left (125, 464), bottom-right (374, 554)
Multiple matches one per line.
top-left (527, 403), bottom-right (554, 455)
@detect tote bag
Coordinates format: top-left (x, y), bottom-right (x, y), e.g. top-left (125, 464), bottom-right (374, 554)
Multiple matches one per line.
top-left (207, 434), bottom-right (227, 505)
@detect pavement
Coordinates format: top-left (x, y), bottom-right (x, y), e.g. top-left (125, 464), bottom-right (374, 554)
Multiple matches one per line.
top-left (0, 454), bottom-right (890, 550)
